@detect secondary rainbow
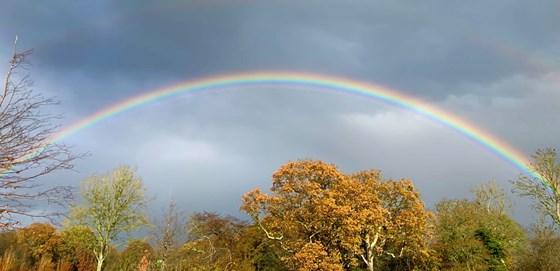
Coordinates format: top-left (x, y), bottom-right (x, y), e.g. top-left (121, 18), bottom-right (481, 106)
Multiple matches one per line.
top-left (50, 71), bottom-right (533, 177)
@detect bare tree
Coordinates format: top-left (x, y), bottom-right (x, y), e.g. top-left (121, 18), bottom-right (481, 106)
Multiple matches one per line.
top-left (149, 199), bottom-right (187, 270)
top-left (0, 36), bottom-right (79, 230)
top-left (470, 180), bottom-right (513, 214)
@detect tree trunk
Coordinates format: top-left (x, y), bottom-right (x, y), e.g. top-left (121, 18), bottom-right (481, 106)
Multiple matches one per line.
top-left (96, 252), bottom-right (105, 271)
top-left (360, 232), bottom-right (379, 271)
top-left (368, 262), bottom-right (374, 271)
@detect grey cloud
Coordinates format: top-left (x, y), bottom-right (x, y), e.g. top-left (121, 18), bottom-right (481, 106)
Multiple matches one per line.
top-left (442, 72), bottom-right (560, 154)
top-left (6, 0), bottom-right (558, 100)
top-left (1, 0), bottom-right (558, 226)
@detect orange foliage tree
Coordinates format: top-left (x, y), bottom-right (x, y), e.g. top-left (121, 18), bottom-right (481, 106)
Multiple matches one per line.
top-left (16, 222), bottom-right (61, 265)
top-left (241, 160), bottom-right (434, 271)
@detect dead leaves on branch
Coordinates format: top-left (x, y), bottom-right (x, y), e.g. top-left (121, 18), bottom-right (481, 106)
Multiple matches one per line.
top-left (241, 160), bottom-right (435, 270)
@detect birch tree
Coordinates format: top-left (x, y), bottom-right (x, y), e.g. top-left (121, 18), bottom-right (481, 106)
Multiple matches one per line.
top-left (68, 166), bottom-right (150, 271)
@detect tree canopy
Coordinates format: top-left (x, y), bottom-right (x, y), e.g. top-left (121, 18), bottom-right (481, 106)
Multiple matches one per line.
top-left (68, 165), bottom-right (150, 271)
top-left (241, 160), bottom-right (435, 271)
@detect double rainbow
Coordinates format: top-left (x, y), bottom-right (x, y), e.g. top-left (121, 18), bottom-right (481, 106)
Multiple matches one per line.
top-left (47, 71), bottom-right (532, 178)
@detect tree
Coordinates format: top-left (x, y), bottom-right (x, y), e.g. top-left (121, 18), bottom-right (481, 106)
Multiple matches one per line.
top-left (515, 221), bottom-right (560, 271)
top-left (0, 36), bottom-right (79, 230)
top-left (149, 199), bottom-right (186, 270)
top-left (241, 160), bottom-right (348, 270)
top-left (16, 222), bottom-right (62, 265)
top-left (241, 160), bottom-right (434, 271)
top-left (235, 224), bottom-right (288, 271)
top-left (340, 171), bottom-right (435, 271)
top-left (115, 239), bottom-right (153, 271)
top-left (512, 148), bottom-right (560, 229)
top-left (432, 199), bottom-right (526, 271)
top-left (182, 212), bottom-right (251, 270)
top-left (471, 180), bottom-right (512, 214)
top-left (59, 226), bottom-right (97, 270)
top-left (68, 166), bottom-right (150, 271)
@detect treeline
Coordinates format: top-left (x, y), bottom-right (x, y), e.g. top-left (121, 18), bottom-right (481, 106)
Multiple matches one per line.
top-left (0, 214), bottom-right (283, 271)
top-left (1, 152), bottom-right (560, 271)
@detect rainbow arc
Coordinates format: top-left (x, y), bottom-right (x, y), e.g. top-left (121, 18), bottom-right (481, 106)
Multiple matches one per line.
top-left (11, 72), bottom-right (536, 179)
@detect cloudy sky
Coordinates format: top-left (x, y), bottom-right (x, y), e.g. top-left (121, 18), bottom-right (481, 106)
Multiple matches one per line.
top-left (1, 0), bottom-right (559, 225)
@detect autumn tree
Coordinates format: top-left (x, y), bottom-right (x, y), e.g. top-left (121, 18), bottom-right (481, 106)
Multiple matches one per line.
top-left (0, 37), bottom-right (79, 230)
top-left (241, 160), bottom-right (434, 271)
top-left (241, 160), bottom-right (347, 270)
top-left (16, 222), bottom-right (62, 266)
top-left (68, 166), bottom-right (150, 271)
top-left (341, 170), bottom-right (435, 271)
top-left (512, 148), bottom-right (560, 229)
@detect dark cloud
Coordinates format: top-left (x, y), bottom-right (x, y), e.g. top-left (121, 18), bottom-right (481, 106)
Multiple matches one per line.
top-left (1, 0), bottom-right (555, 104)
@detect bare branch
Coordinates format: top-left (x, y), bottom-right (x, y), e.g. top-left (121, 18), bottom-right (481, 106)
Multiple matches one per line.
top-left (0, 37), bottom-right (82, 230)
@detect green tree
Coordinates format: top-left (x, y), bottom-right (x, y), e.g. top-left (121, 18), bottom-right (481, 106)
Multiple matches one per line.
top-left (432, 199), bottom-right (526, 271)
top-left (515, 222), bottom-right (560, 271)
top-left (512, 148), bottom-right (560, 229)
top-left (114, 240), bottom-right (153, 271)
top-left (236, 225), bottom-right (288, 271)
top-left (59, 226), bottom-right (96, 270)
top-left (68, 166), bottom-right (150, 271)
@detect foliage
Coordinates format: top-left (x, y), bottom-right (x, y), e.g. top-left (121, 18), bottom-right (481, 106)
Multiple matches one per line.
top-left (114, 240), bottom-right (153, 271)
top-left (16, 223), bottom-right (61, 264)
top-left (241, 160), bottom-right (434, 271)
top-left (236, 225), bottom-right (288, 271)
top-left (432, 199), bottom-right (526, 271)
top-left (179, 212), bottom-right (252, 270)
top-left (5, 157), bottom-right (560, 270)
top-left (68, 165), bottom-right (150, 271)
top-left (514, 222), bottom-right (560, 271)
top-left (0, 223), bottom-right (79, 271)
top-left (0, 231), bottom-right (30, 271)
top-left (59, 226), bottom-right (96, 269)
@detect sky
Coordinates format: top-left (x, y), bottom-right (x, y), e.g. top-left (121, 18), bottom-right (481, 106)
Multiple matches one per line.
top-left (1, 0), bottom-right (559, 226)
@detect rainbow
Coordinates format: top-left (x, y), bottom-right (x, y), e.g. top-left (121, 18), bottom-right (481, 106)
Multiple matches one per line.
top-left (50, 72), bottom-right (532, 177)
